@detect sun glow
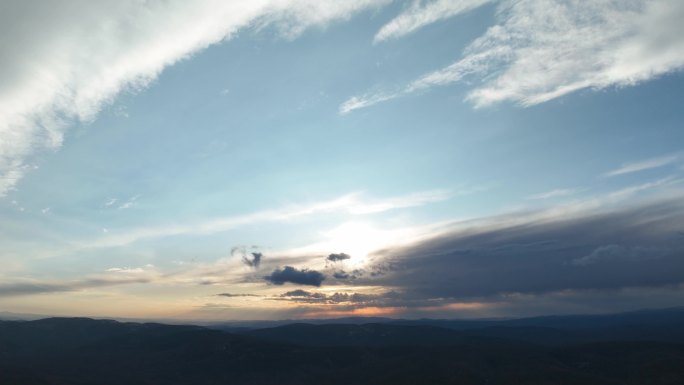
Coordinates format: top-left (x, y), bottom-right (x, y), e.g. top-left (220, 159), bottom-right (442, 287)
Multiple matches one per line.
top-left (320, 222), bottom-right (403, 266)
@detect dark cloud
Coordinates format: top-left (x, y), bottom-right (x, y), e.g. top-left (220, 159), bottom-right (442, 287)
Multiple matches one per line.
top-left (242, 252), bottom-right (263, 268)
top-left (264, 266), bottom-right (326, 286)
top-left (282, 289), bottom-right (315, 297)
top-left (280, 290), bottom-right (326, 300)
top-left (326, 292), bottom-right (397, 304)
top-left (232, 246), bottom-right (263, 268)
top-left (365, 198), bottom-right (684, 300)
top-left (331, 268), bottom-right (370, 280)
top-left (216, 293), bottom-right (262, 297)
top-left (327, 253), bottom-right (351, 262)
top-left (571, 244), bottom-right (668, 266)
top-left (333, 271), bottom-right (350, 279)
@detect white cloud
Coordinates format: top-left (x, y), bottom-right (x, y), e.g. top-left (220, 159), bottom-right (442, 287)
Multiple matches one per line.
top-left (604, 154), bottom-right (680, 177)
top-left (374, 0), bottom-right (495, 43)
top-left (346, 189), bottom-right (453, 214)
top-left (339, 93), bottom-right (397, 114)
top-left (607, 176), bottom-right (683, 199)
top-left (255, 0), bottom-right (393, 39)
top-left (343, 0), bottom-right (684, 112)
top-left (0, 0), bottom-right (390, 197)
top-left (527, 188), bottom-right (577, 200)
top-left (117, 195), bottom-right (140, 210)
top-left (106, 264), bottom-right (154, 274)
top-left (51, 189), bottom-right (451, 253)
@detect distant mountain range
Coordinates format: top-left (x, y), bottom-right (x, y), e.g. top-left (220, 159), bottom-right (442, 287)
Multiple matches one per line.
top-left (2, 307), bottom-right (684, 384)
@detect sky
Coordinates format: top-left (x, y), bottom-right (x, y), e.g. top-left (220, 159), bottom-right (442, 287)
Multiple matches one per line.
top-left (1, 0), bottom-right (684, 322)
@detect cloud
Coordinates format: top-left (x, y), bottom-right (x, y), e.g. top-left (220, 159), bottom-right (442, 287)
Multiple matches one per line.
top-left (327, 252), bottom-right (351, 262)
top-left (47, 190), bottom-right (449, 254)
top-left (571, 244), bottom-right (668, 266)
top-left (365, 195), bottom-right (684, 300)
top-left (106, 267), bottom-right (144, 274)
top-left (216, 293), bottom-right (262, 297)
top-left (0, 276), bottom-right (151, 297)
top-left (333, 271), bottom-right (350, 279)
top-left (332, 269), bottom-right (367, 280)
top-left (105, 264), bottom-right (154, 274)
top-left (345, 189), bottom-right (453, 214)
top-left (242, 252), bottom-right (263, 268)
top-left (607, 176), bottom-right (683, 199)
top-left (254, 0), bottom-right (393, 39)
top-left (281, 289), bottom-right (325, 299)
top-left (374, 0), bottom-right (495, 43)
top-left (0, 0), bottom-right (390, 197)
top-left (275, 289), bottom-right (399, 305)
top-left (264, 266), bottom-right (326, 286)
top-left (343, 0), bottom-right (684, 112)
top-left (604, 154), bottom-right (680, 177)
top-left (527, 189), bottom-right (578, 200)
top-left (117, 195), bottom-right (140, 210)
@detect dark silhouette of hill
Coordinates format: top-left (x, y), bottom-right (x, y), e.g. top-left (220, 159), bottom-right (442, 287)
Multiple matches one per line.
top-left (390, 306), bottom-right (684, 344)
top-left (1, 309), bottom-right (684, 384)
top-left (243, 322), bottom-right (478, 347)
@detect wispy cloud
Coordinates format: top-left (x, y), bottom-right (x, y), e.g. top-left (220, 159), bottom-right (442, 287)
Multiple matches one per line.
top-left (45, 190), bottom-right (450, 254)
top-left (117, 195), bottom-right (140, 210)
top-left (106, 264), bottom-right (154, 274)
top-left (0, 0), bottom-right (391, 197)
top-left (527, 188), bottom-right (578, 200)
top-left (604, 154), bottom-right (680, 177)
top-left (607, 176), bottom-right (683, 199)
top-left (0, 276), bottom-right (153, 297)
top-left (374, 0), bottom-right (495, 43)
top-left (345, 189), bottom-right (453, 214)
top-left (216, 293), bottom-right (262, 298)
top-left (343, 0), bottom-right (684, 112)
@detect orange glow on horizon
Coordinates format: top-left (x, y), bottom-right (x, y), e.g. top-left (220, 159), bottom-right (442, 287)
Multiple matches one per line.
top-left (302, 306), bottom-right (405, 318)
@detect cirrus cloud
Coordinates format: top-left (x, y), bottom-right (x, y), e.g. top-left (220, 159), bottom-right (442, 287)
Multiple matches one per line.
top-left (344, 0), bottom-right (684, 112)
top-left (0, 0), bottom-right (390, 197)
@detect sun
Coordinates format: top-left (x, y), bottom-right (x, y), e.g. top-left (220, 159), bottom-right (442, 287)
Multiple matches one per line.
top-left (321, 222), bottom-right (396, 266)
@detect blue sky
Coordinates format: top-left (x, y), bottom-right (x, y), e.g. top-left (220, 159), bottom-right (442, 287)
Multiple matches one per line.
top-left (1, 0), bottom-right (684, 321)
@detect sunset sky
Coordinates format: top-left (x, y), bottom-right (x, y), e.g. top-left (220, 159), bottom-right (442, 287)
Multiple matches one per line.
top-left (1, 0), bottom-right (684, 321)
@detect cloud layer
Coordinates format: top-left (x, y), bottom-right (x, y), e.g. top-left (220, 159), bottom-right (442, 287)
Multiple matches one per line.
top-left (344, 0), bottom-right (684, 112)
top-left (366, 196), bottom-right (684, 300)
top-left (0, 0), bottom-right (389, 196)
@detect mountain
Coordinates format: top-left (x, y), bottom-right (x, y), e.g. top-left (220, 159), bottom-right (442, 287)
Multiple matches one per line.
top-left (1, 309), bottom-right (684, 384)
top-left (390, 306), bottom-right (684, 344)
top-left (243, 322), bottom-right (477, 347)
